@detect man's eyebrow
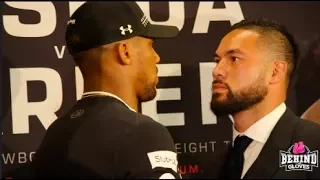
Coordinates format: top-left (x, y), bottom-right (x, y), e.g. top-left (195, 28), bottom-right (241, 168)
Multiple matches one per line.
top-left (215, 49), bottom-right (246, 58)
top-left (225, 49), bottom-right (246, 55)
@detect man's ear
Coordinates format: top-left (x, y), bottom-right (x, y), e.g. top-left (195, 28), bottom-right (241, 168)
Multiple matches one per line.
top-left (116, 41), bottom-right (132, 65)
top-left (269, 60), bottom-right (287, 85)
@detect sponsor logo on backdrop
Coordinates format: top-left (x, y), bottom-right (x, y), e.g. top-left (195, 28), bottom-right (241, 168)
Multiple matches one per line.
top-left (3, 2), bottom-right (244, 37)
top-left (175, 141), bottom-right (222, 154)
top-left (178, 164), bottom-right (199, 175)
top-left (2, 152), bottom-right (35, 165)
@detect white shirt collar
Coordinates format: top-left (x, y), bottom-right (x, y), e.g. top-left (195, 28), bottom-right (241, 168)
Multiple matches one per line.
top-left (231, 102), bottom-right (287, 144)
top-left (82, 91), bottom-right (136, 112)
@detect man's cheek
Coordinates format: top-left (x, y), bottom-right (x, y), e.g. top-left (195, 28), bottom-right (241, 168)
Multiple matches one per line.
top-left (236, 67), bottom-right (255, 85)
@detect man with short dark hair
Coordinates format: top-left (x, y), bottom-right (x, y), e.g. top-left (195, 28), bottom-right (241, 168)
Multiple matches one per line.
top-left (31, 2), bottom-right (181, 179)
top-left (210, 17), bottom-right (320, 179)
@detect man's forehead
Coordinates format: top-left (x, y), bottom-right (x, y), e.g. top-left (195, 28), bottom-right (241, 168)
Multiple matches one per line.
top-left (216, 29), bottom-right (260, 55)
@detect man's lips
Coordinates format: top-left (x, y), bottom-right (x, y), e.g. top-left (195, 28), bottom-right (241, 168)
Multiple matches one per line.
top-left (212, 83), bottom-right (227, 89)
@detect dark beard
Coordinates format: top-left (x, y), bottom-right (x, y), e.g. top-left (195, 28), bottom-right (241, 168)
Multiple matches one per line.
top-left (139, 83), bottom-right (157, 102)
top-left (137, 63), bottom-right (157, 103)
top-left (137, 70), bottom-right (157, 103)
top-left (210, 79), bottom-right (268, 116)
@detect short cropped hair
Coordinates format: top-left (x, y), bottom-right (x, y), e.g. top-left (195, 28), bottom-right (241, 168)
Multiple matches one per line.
top-left (230, 17), bottom-right (300, 86)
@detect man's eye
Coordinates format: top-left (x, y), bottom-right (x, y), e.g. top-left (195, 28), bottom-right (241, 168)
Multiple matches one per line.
top-left (231, 56), bottom-right (239, 61)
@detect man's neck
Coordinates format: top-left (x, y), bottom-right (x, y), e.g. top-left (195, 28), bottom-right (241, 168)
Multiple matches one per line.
top-left (232, 99), bottom-right (285, 133)
top-left (83, 81), bottom-right (139, 112)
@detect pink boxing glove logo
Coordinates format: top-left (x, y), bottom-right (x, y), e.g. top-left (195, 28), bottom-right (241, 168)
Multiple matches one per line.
top-left (293, 141), bottom-right (305, 154)
top-left (280, 141), bottom-right (317, 171)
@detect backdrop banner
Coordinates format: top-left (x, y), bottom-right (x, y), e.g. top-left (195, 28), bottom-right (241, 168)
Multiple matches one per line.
top-left (2, 1), bottom-right (320, 178)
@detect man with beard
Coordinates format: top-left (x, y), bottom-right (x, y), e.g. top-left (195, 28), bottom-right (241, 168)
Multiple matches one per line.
top-left (210, 18), bottom-right (320, 179)
top-left (30, 2), bottom-right (182, 179)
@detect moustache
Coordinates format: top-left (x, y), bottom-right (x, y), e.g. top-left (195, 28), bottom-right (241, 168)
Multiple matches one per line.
top-left (212, 80), bottom-right (230, 89)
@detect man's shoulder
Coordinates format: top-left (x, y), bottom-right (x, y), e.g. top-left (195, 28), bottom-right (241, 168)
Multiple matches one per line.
top-left (118, 111), bottom-right (171, 141)
top-left (280, 107), bottom-right (320, 135)
top-left (274, 108), bottom-right (320, 148)
top-left (96, 99), bottom-right (164, 128)
top-left (293, 117), bottom-right (320, 148)
top-left (84, 97), bottom-right (170, 142)
top-left (296, 118), bottom-right (320, 135)
top-left (134, 113), bottom-right (165, 128)
top-left (44, 97), bottom-right (165, 138)
top-left (114, 112), bottom-right (175, 152)
top-left (85, 96), bottom-right (165, 127)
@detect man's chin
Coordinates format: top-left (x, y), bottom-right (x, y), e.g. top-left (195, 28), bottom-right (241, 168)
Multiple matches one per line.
top-left (210, 97), bottom-right (234, 116)
top-left (212, 93), bottom-right (228, 102)
top-left (139, 88), bottom-right (157, 102)
top-left (210, 104), bottom-right (231, 116)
